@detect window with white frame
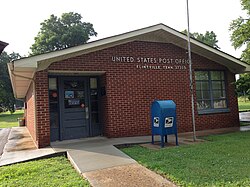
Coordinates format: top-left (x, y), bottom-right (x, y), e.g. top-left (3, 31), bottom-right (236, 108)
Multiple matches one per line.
top-left (195, 71), bottom-right (227, 112)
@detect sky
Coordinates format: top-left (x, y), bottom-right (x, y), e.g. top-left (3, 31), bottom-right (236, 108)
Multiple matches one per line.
top-left (0, 0), bottom-right (246, 58)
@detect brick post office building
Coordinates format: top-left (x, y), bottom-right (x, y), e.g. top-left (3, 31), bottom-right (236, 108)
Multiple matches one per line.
top-left (8, 24), bottom-right (250, 148)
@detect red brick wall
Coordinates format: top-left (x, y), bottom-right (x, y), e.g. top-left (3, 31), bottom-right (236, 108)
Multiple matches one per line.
top-left (34, 70), bottom-right (50, 148)
top-left (30, 41), bottom-right (239, 147)
top-left (46, 41), bottom-right (239, 140)
top-left (25, 82), bottom-right (36, 142)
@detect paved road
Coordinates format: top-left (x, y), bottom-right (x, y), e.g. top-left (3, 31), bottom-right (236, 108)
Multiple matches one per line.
top-left (0, 128), bottom-right (10, 156)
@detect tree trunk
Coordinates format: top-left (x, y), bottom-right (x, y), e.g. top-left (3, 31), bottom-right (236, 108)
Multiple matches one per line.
top-left (244, 90), bottom-right (246, 102)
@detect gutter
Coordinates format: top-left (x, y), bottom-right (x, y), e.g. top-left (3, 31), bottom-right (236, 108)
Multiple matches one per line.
top-left (10, 61), bottom-right (39, 147)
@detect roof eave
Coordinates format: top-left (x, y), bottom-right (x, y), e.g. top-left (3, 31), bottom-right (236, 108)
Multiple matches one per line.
top-left (0, 41), bottom-right (8, 53)
top-left (8, 62), bottom-right (36, 99)
top-left (244, 66), bottom-right (250, 73)
top-left (7, 63), bottom-right (17, 98)
top-left (9, 23), bottom-right (250, 98)
top-left (13, 23), bottom-right (249, 73)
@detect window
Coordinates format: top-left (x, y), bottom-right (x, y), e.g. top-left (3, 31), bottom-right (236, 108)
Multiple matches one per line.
top-left (63, 80), bottom-right (85, 109)
top-left (195, 71), bottom-right (228, 114)
top-left (89, 78), bottom-right (99, 124)
top-left (48, 77), bottom-right (59, 128)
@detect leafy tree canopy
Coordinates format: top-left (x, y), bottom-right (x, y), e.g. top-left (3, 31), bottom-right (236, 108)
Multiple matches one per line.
top-left (229, 0), bottom-right (250, 63)
top-left (0, 51), bottom-right (21, 113)
top-left (182, 30), bottom-right (219, 49)
top-left (30, 12), bottom-right (97, 55)
top-left (235, 73), bottom-right (250, 101)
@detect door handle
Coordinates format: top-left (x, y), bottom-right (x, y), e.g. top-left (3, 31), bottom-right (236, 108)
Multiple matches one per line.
top-left (85, 106), bottom-right (89, 119)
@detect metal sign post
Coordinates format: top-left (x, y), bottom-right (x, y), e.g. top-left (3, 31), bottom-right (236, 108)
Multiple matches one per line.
top-left (186, 0), bottom-right (196, 141)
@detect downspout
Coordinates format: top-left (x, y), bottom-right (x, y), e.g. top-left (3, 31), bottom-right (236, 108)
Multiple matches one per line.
top-left (10, 61), bottom-right (38, 147)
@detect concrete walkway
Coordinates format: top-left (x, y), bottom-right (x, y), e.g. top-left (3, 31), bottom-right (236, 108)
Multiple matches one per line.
top-left (0, 127), bottom-right (55, 166)
top-left (0, 128), bottom-right (11, 156)
top-left (52, 137), bottom-right (136, 173)
top-left (51, 136), bottom-right (160, 173)
top-left (51, 135), bottom-right (177, 186)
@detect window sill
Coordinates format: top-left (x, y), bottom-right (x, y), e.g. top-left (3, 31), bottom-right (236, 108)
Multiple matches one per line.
top-left (198, 108), bottom-right (230, 115)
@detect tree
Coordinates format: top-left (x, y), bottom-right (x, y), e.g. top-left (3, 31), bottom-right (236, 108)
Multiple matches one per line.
top-left (229, 0), bottom-right (250, 63)
top-left (183, 30), bottom-right (219, 49)
top-left (235, 73), bottom-right (250, 102)
top-left (230, 0), bottom-right (250, 101)
top-left (30, 12), bottom-right (97, 55)
top-left (0, 51), bottom-right (21, 113)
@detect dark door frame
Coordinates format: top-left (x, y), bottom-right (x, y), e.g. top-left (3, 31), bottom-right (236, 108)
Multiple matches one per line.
top-left (49, 75), bottom-right (102, 141)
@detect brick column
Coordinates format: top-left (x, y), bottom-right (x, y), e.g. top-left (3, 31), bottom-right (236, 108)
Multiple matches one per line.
top-left (35, 70), bottom-right (50, 148)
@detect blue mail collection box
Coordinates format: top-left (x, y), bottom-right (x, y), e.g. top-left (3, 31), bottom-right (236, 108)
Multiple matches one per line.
top-left (151, 100), bottom-right (178, 147)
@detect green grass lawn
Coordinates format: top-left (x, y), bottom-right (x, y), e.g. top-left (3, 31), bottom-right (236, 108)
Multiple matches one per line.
top-left (0, 156), bottom-right (90, 187)
top-left (122, 132), bottom-right (250, 187)
top-left (238, 101), bottom-right (250, 111)
top-left (238, 97), bottom-right (250, 111)
top-left (0, 110), bottom-right (24, 128)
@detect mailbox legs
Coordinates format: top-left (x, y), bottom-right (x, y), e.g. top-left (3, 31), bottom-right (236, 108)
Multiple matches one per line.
top-left (161, 135), bottom-right (164, 148)
top-left (165, 135), bottom-right (168, 143)
top-left (175, 133), bottom-right (179, 146)
top-left (152, 134), bottom-right (178, 147)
